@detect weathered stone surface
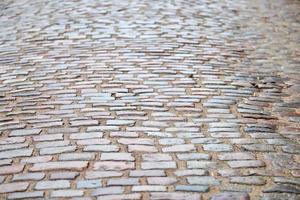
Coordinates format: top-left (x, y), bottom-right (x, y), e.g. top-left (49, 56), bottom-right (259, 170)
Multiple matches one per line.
top-left (35, 180), bottom-right (70, 190)
top-left (228, 160), bottom-right (265, 168)
top-left (211, 192), bottom-right (250, 200)
top-left (0, 164), bottom-right (24, 175)
top-left (92, 187), bottom-right (124, 196)
top-left (93, 162), bottom-right (135, 171)
top-left (263, 185), bottom-right (300, 194)
top-left (100, 153), bottom-right (135, 161)
top-left (51, 190), bottom-right (84, 197)
top-left (50, 172), bottom-right (79, 180)
top-left (10, 129), bottom-right (42, 136)
top-left (85, 171), bottom-right (123, 179)
top-left (0, 0), bottom-right (299, 199)
top-left (0, 182), bottom-right (29, 193)
top-left (107, 178), bottom-right (140, 186)
top-left (187, 176), bottom-right (220, 186)
top-left (8, 191), bottom-right (44, 199)
top-left (141, 162), bottom-right (176, 169)
top-left (150, 192), bottom-right (201, 200)
top-left (30, 161), bottom-right (88, 171)
top-left (0, 148), bottom-right (33, 159)
top-left (13, 173), bottom-right (45, 181)
top-left (229, 176), bottom-right (266, 185)
top-left (132, 185), bottom-right (167, 192)
top-left (77, 180), bottom-right (102, 188)
top-left (175, 185), bottom-right (209, 192)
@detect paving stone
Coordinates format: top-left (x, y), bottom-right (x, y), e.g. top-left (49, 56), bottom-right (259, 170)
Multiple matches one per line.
top-left (0, 164), bottom-right (24, 175)
top-left (143, 154), bottom-right (172, 161)
top-left (107, 120), bottom-right (135, 126)
top-left (33, 134), bottom-right (63, 141)
top-left (230, 176), bottom-right (266, 185)
top-left (175, 169), bottom-right (208, 176)
top-left (35, 180), bottom-right (70, 190)
top-left (242, 144), bottom-right (275, 152)
top-left (84, 145), bottom-right (119, 152)
top-left (262, 184), bottom-right (300, 194)
top-left (21, 156), bottom-right (53, 163)
top-left (0, 182), bottom-right (29, 193)
top-left (77, 179), bottom-right (102, 188)
top-left (70, 120), bottom-right (99, 126)
top-left (70, 132), bottom-right (103, 140)
top-left (107, 178), bottom-right (139, 186)
top-left (129, 170), bottom-right (166, 177)
top-left (264, 153), bottom-right (300, 170)
top-left (187, 176), bottom-right (220, 186)
top-left (100, 153), bottom-right (135, 161)
top-left (228, 160), bottom-right (265, 168)
top-left (93, 162), bottom-right (135, 171)
top-left (218, 153), bottom-right (255, 161)
top-left (0, 159), bottom-right (12, 166)
top-left (273, 177), bottom-right (300, 185)
top-left (98, 193), bottom-right (142, 200)
top-left (50, 172), bottom-right (79, 180)
top-left (92, 187), bottom-right (124, 196)
top-left (150, 192), bottom-right (201, 200)
top-left (51, 189), bottom-right (84, 197)
top-left (175, 185), bottom-right (209, 192)
top-left (177, 153), bottom-right (211, 160)
top-left (211, 192), bottom-right (250, 200)
top-left (259, 193), bottom-right (299, 200)
top-left (0, 148), bottom-right (33, 159)
top-left (132, 185), bottom-right (167, 192)
top-left (147, 177), bottom-right (177, 185)
top-left (30, 161), bottom-right (88, 171)
top-left (8, 191), bottom-right (44, 199)
top-left (10, 129), bottom-right (42, 136)
top-left (203, 144), bottom-right (233, 152)
top-left (162, 144), bottom-right (196, 152)
top-left (13, 172), bottom-right (45, 181)
top-left (59, 153), bottom-right (95, 161)
top-left (128, 145), bottom-right (158, 152)
top-left (187, 161), bottom-right (218, 169)
top-left (85, 171), bottom-right (123, 179)
top-left (40, 146), bottom-right (76, 155)
top-left (141, 162), bottom-right (177, 169)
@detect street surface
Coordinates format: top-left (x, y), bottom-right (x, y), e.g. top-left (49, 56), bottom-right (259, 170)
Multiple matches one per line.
top-left (0, 0), bottom-right (299, 199)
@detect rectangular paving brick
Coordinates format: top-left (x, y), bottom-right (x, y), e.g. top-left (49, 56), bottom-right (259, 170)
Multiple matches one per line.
top-left (0, 164), bottom-right (24, 175)
top-left (30, 161), bottom-right (88, 171)
top-left (0, 182), bottom-right (29, 193)
top-left (35, 180), bottom-right (70, 190)
top-left (93, 162), bottom-right (135, 171)
top-left (8, 191), bottom-right (44, 199)
top-left (0, 148), bottom-right (33, 159)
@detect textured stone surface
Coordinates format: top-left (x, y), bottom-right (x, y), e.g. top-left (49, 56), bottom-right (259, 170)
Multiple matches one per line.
top-left (0, 0), bottom-right (299, 199)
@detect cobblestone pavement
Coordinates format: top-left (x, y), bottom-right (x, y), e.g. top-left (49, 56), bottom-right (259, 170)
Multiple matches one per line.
top-left (0, 0), bottom-right (299, 199)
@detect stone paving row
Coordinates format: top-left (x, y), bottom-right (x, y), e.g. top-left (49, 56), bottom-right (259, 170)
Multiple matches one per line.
top-left (0, 0), bottom-right (299, 199)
